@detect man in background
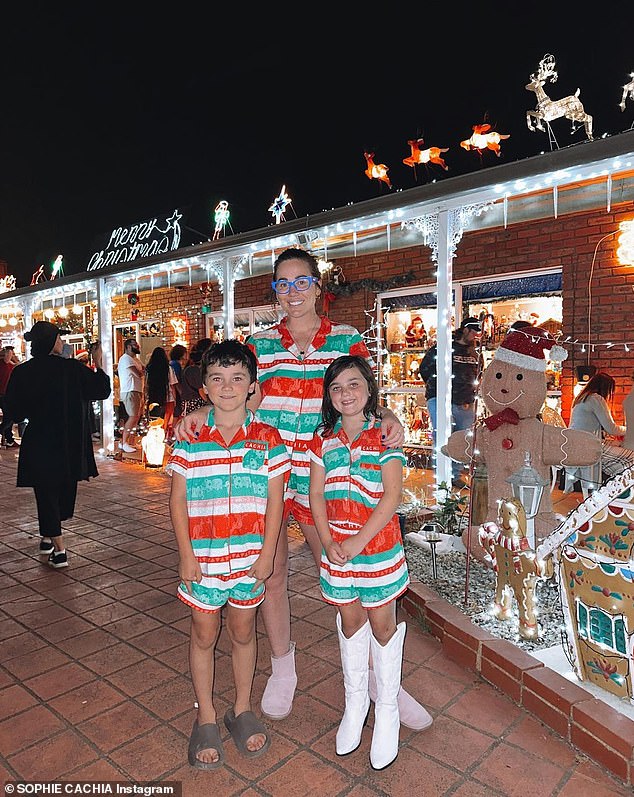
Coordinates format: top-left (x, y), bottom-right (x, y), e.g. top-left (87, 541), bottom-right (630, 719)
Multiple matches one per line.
top-left (117, 338), bottom-right (145, 453)
top-left (419, 317), bottom-right (482, 488)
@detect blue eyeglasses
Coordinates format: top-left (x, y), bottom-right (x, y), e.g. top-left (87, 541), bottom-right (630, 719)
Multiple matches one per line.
top-left (271, 276), bottom-right (319, 294)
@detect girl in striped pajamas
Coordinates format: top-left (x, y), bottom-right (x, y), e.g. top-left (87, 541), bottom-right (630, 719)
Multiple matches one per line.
top-left (309, 355), bottom-right (410, 770)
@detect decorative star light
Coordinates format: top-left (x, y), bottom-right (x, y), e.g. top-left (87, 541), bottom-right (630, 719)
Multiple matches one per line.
top-left (363, 152), bottom-right (392, 189)
top-left (268, 185), bottom-right (292, 224)
top-left (212, 200), bottom-right (231, 241)
top-left (50, 254), bottom-right (64, 279)
top-left (620, 72), bottom-right (634, 112)
top-left (460, 124), bottom-right (510, 157)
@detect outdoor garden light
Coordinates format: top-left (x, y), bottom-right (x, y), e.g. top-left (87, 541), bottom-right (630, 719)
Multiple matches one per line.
top-left (506, 451), bottom-right (548, 548)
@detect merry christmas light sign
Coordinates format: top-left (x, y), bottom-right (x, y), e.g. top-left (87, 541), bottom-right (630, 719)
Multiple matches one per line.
top-left (86, 210), bottom-right (182, 271)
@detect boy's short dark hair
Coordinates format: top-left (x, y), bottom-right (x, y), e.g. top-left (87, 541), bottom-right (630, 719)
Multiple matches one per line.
top-left (201, 339), bottom-right (257, 383)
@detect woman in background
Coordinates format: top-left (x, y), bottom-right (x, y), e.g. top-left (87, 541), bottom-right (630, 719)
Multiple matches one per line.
top-left (179, 338), bottom-right (212, 416)
top-left (145, 346), bottom-right (178, 430)
top-left (568, 371), bottom-right (634, 486)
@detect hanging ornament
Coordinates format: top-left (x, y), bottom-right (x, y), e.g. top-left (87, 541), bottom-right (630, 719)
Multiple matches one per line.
top-left (363, 152), bottom-right (392, 189)
top-left (525, 54), bottom-right (593, 142)
top-left (127, 292), bottom-right (140, 306)
top-left (268, 185), bottom-right (292, 224)
top-left (402, 138), bottom-right (449, 173)
top-left (460, 124), bottom-right (510, 157)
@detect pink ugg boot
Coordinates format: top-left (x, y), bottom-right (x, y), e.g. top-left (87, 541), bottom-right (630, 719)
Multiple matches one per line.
top-left (368, 668), bottom-right (433, 731)
top-left (260, 642), bottom-right (298, 720)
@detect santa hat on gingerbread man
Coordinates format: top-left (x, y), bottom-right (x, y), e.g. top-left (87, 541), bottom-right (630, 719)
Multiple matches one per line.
top-left (494, 326), bottom-right (568, 371)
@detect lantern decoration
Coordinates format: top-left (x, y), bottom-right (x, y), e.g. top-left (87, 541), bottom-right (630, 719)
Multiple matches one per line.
top-left (212, 200), bottom-right (231, 241)
top-left (506, 451), bottom-right (548, 548)
top-left (460, 124), bottom-right (510, 157)
top-left (402, 138), bottom-right (449, 172)
top-left (619, 72), bottom-right (634, 111)
top-left (50, 255), bottom-right (64, 280)
top-left (363, 152), bottom-right (392, 188)
top-left (525, 54), bottom-right (593, 141)
top-left (30, 265), bottom-right (47, 285)
top-left (142, 409), bottom-right (166, 468)
top-left (617, 219), bottom-right (634, 266)
top-left (268, 185), bottom-right (292, 224)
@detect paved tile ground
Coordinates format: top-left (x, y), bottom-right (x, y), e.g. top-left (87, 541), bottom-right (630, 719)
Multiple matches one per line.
top-left (0, 447), bottom-right (630, 796)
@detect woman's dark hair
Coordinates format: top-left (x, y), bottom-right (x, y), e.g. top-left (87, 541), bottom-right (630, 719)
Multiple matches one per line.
top-left (187, 338), bottom-right (212, 368)
top-left (318, 355), bottom-right (379, 436)
top-left (169, 344), bottom-right (187, 362)
top-left (573, 371), bottom-right (616, 406)
top-left (201, 339), bottom-right (257, 384)
top-left (145, 346), bottom-right (170, 407)
top-left (273, 248), bottom-right (321, 281)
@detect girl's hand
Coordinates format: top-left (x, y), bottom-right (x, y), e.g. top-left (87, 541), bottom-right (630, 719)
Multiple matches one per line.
top-left (325, 540), bottom-right (347, 566)
top-left (178, 555), bottom-right (202, 594)
top-left (341, 535), bottom-right (365, 561)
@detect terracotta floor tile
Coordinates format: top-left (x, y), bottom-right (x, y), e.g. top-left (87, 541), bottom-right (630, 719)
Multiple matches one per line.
top-left (0, 683), bottom-right (38, 718)
top-left (471, 741), bottom-right (566, 796)
top-left (24, 662), bottom-right (96, 700)
top-left (365, 746), bottom-right (462, 796)
top-left (132, 674), bottom-right (193, 720)
top-left (36, 615), bottom-right (96, 643)
top-left (256, 749), bottom-right (354, 796)
top-left (77, 702), bottom-right (160, 753)
top-left (0, 631), bottom-right (47, 664)
top-left (79, 641), bottom-right (148, 675)
top-left (1, 647), bottom-right (72, 681)
top-left (0, 705), bottom-right (65, 756)
top-left (106, 658), bottom-right (181, 697)
top-left (108, 725), bottom-right (187, 781)
top-left (7, 729), bottom-right (98, 780)
top-left (127, 625), bottom-right (188, 656)
top-left (557, 772), bottom-right (634, 796)
top-left (408, 714), bottom-right (495, 772)
top-left (49, 680), bottom-right (126, 723)
top-left (445, 682), bottom-right (525, 736)
top-left (505, 714), bottom-right (577, 768)
top-left (55, 628), bottom-right (120, 658)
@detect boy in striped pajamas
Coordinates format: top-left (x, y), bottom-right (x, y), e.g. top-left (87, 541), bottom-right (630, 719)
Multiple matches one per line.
top-left (309, 355), bottom-right (414, 771)
top-left (167, 340), bottom-right (290, 769)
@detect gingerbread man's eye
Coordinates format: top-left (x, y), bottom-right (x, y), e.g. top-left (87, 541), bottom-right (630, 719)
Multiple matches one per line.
top-left (495, 372), bottom-right (503, 379)
top-left (516, 373), bottom-right (523, 381)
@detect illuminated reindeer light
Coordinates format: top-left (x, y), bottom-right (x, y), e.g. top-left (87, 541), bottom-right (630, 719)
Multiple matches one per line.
top-left (620, 72), bottom-right (634, 111)
top-left (363, 152), bottom-right (392, 189)
top-left (525, 54), bottom-right (593, 141)
top-left (403, 138), bottom-right (449, 171)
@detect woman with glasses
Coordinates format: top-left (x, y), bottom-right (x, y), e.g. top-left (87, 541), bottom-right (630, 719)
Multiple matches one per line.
top-left (175, 248), bottom-right (431, 732)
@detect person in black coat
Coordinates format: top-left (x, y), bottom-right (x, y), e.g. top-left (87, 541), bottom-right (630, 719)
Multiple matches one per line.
top-left (5, 321), bottom-right (111, 568)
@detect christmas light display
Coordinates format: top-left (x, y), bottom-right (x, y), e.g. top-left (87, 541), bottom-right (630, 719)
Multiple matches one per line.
top-left (402, 138), bottom-right (449, 172)
top-left (50, 255), bottom-right (64, 279)
top-left (460, 124), bottom-right (510, 157)
top-left (268, 185), bottom-right (292, 224)
top-left (363, 152), bottom-right (392, 188)
top-left (0, 276), bottom-right (16, 294)
top-left (617, 219), bottom-right (634, 266)
top-left (212, 200), bottom-right (231, 241)
top-left (619, 72), bottom-right (634, 112)
top-left (525, 54), bottom-right (593, 142)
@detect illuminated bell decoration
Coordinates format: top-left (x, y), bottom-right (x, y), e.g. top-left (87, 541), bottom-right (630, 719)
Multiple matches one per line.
top-left (127, 292), bottom-right (140, 306)
top-left (506, 451), bottom-right (548, 548)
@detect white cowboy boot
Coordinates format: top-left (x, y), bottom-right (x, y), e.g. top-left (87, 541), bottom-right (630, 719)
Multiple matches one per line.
top-left (260, 642), bottom-right (298, 720)
top-left (335, 613), bottom-right (371, 755)
top-left (369, 622), bottom-right (405, 770)
top-left (368, 670), bottom-right (433, 731)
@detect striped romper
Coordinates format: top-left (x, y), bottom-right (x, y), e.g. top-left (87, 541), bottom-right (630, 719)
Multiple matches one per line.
top-left (309, 418), bottom-right (410, 608)
top-left (166, 409), bottom-right (291, 612)
top-left (248, 316), bottom-right (371, 525)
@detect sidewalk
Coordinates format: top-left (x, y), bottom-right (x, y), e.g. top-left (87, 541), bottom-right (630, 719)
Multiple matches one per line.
top-left (0, 448), bottom-right (631, 796)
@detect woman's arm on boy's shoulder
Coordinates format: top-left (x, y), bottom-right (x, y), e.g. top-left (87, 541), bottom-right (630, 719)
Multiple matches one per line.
top-left (340, 457), bottom-right (403, 561)
top-left (168, 473), bottom-right (201, 593)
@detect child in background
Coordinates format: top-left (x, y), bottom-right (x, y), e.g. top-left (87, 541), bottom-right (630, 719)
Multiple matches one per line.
top-left (167, 340), bottom-right (290, 769)
top-left (309, 355), bottom-right (419, 771)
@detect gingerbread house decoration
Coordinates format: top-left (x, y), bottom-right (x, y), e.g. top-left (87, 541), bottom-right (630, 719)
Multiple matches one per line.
top-left (537, 466), bottom-right (634, 703)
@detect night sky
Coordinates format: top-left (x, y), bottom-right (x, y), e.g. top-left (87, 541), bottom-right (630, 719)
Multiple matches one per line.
top-left (2, 7), bottom-right (633, 287)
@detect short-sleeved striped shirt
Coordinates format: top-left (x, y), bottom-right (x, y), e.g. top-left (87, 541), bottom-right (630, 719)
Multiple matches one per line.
top-left (166, 409), bottom-right (291, 576)
top-left (309, 418), bottom-right (409, 607)
top-left (247, 316), bottom-right (372, 512)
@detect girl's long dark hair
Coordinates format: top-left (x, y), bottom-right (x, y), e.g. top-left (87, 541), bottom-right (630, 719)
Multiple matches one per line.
top-left (145, 346), bottom-right (170, 406)
top-left (318, 355), bottom-right (379, 436)
top-left (572, 371), bottom-right (616, 406)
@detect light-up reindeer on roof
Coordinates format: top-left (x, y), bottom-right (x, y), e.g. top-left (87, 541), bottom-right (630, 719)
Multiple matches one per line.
top-left (363, 152), bottom-right (392, 189)
top-left (525, 54), bottom-right (593, 140)
top-left (620, 72), bottom-right (634, 111)
top-left (403, 138), bottom-right (449, 171)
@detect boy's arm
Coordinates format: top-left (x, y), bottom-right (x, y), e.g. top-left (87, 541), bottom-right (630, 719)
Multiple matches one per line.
top-left (249, 471), bottom-right (285, 589)
top-left (168, 472), bottom-right (201, 593)
top-left (341, 458), bottom-right (403, 560)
